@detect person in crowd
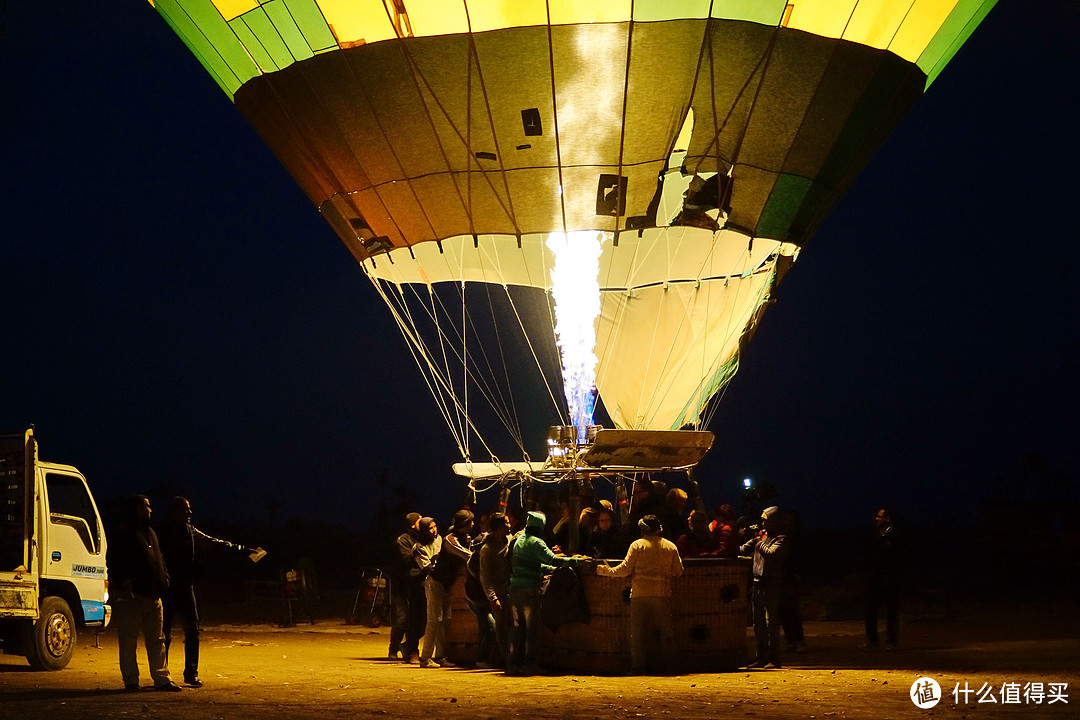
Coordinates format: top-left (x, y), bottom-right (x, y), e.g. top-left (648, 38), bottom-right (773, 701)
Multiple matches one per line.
top-left (464, 513), bottom-right (496, 668)
top-left (659, 488), bottom-right (688, 542)
top-left (411, 517), bottom-right (443, 665)
top-left (555, 506), bottom-right (599, 554)
top-left (479, 512), bottom-right (512, 667)
top-left (107, 495), bottom-right (181, 692)
top-left (505, 504), bottom-right (526, 536)
top-left (420, 510), bottom-right (473, 668)
top-left (711, 504), bottom-right (739, 557)
top-left (586, 507), bottom-right (622, 559)
top-left (157, 496), bottom-right (256, 687)
top-left (676, 509), bottom-right (720, 558)
top-left (779, 510), bottom-right (807, 653)
top-left (506, 510), bottom-right (586, 675)
top-left (740, 506), bottom-right (788, 669)
top-left (862, 507), bottom-right (901, 650)
top-left (388, 512), bottom-right (424, 662)
top-left (596, 514), bottom-right (684, 673)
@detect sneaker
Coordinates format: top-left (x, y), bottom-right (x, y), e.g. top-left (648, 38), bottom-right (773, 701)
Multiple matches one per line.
top-left (859, 642), bottom-right (878, 651)
top-left (746, 661), bottom-right (766, 669)
top-left (184, 677), bottom-right (203, 688)
top-left (404, 653), bottom-right (419, 665)
top-left (474, 662), bottom-right (495, 670)
top-left (763, 662), bottom-right (782, 670)
top-left (154, 682), bottom-right (183, 692)
top-left (419, 658), bottom-right (438, 668)
top-left (885, 642), bottom-right (896, 652)
top-left (436, 658), bottom-right (455, 668)
top-left (124, 684), bottom-right (140, 693)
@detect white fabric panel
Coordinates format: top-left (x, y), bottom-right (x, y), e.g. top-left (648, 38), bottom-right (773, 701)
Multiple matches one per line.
top-left (594, 265), bottom-right (775, 430)
top-left (363, 227), bottom-right (797, 289)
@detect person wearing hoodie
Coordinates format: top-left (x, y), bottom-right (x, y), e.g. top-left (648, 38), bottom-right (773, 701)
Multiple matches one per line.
top-left (740, 506), bottom-right (789, 669)
top-left (419, 510), bottom-right (474, 668)
top-left (506, 510), bottom-right (586, 675)
top-left (596, 514), bottom-right (684, 673)
top-left (410, 516), bottom-right (442, 665)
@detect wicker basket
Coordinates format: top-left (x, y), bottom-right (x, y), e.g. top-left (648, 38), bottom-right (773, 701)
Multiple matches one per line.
top-left (444, 557), bottom-right (749, 673)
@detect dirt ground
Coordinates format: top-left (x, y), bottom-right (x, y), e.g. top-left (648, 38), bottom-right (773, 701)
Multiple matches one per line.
top-left (1, 601), bottom-right (1077, 720)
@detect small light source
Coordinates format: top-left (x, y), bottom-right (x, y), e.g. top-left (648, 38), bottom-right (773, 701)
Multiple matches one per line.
top-left (743, 477), bottom-right (752, 489)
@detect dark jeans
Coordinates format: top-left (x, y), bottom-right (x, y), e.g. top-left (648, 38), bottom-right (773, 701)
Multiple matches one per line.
top-left (468, 598), bottom-right (496, 664)
top-left (388, 579), bottom-right (408, 655)
top-left (865, 583), bottom-right (899, 645)
top-left (750, 580), bottom-right (782, 665)
top-left (162, 584), bottom-right (200, 681)
top-left (508, 587), bottom-right (541, 671)
top-left (780, 584), bottom-right (804, 644)
top-left (401, 577), bottom-right (427, 657)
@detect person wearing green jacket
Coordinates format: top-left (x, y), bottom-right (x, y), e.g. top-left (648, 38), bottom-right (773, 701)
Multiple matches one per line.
top-left (506, 511), bottom-right (585, 675)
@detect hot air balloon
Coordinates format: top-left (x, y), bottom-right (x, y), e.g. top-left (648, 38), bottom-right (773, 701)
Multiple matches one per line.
top-left (146, 0), bottom-right (997, 478)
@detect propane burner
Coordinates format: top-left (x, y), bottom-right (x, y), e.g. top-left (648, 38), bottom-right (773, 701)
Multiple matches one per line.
top-left (546, 424), bottom-right (601, 467)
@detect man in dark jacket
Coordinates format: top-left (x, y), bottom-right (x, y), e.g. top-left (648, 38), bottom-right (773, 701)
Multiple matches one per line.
top-left (862, 508), bottom-right (901, 650)
top-left (157, 496), bottom-right (254, 687)
top-left (107, 495), bottom-right (181, 692)
top-left (388, 511), bottom-right (424, 661)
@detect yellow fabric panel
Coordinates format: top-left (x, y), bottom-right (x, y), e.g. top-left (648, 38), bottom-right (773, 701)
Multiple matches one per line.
top-left (317, 0), bottom-right (396, 45)
top-left (786, 0), bottom-right (855, 39)
top-left (889, 0), bottom-right (962, 64)
top-left (787, 0), bottom-right (960, 64)
top-left (213, 0), bottom-right (258, 22)
top-left (467, 0), bottom-right (549, 33)
top-left (405, 0), bottom-right (469, 36)
top-left (845, 0), bottom-right (912, 48)
top-left (548, 0), bottom-right (632, 25)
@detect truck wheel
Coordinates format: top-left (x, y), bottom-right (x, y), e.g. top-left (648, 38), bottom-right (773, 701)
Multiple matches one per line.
top-left (25, 597), bottom-right (76, 670)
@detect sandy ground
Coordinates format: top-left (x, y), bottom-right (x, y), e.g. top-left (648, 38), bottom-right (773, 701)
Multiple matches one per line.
top-left (1, 602), bottom-right (1077, 720)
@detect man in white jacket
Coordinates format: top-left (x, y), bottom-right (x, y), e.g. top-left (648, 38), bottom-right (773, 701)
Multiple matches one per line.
top-left (596, 514), bottom-right (684, 673)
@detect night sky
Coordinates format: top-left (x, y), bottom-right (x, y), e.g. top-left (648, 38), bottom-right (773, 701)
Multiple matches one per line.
top-left (3, 0), bottom-right (1077, 533)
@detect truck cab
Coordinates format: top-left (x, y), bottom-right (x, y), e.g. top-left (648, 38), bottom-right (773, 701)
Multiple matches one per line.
top-left (1, 428), bottom-right (110, 669)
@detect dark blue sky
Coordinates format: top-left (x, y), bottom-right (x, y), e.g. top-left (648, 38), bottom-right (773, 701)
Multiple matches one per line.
top-left (2, 0), bottom-right (1077, 531)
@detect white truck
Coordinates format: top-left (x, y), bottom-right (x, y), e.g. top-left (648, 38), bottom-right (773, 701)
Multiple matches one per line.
top-left (1, 427), bottom-right (110, 669)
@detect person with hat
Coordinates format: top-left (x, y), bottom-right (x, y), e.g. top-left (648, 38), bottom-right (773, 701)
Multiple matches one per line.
top-left (596, 514), bottom-right (684, 673)
top-left (740, 506), bottom-right (789, 669)
top-left (419, 510), bottom-right (474, 668)
top-left (506, 510), bottom-right (587, 675)
top-left (388, 511), bottom-right (424, 661)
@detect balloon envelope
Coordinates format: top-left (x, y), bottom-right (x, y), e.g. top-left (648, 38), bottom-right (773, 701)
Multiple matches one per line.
top-left (147, 0), bottom-right (997, 454)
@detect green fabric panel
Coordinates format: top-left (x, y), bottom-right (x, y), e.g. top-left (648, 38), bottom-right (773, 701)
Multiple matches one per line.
top-left (155, 4), bottom-right (234, 96)
top-left (283, 0), bottom-right (338, 54)
top-left (263, 0), bottom-right (316, 63)
top-left (670, 352), bottom-right (740, 431)
top-left (240, 10), bottom-right (295, 69)
top-left (230, 16), bottom-right (280, 72)
top-left (154, 0), bottom-right (257, 97)
top-left (920, 0), bottom-right (999, 89)
top-left (757, 173), bottom-right (812, 239)
top-left (633, 0), bottom-right (711, 22)
top-left (711, 0), bottom-right (786, 25)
